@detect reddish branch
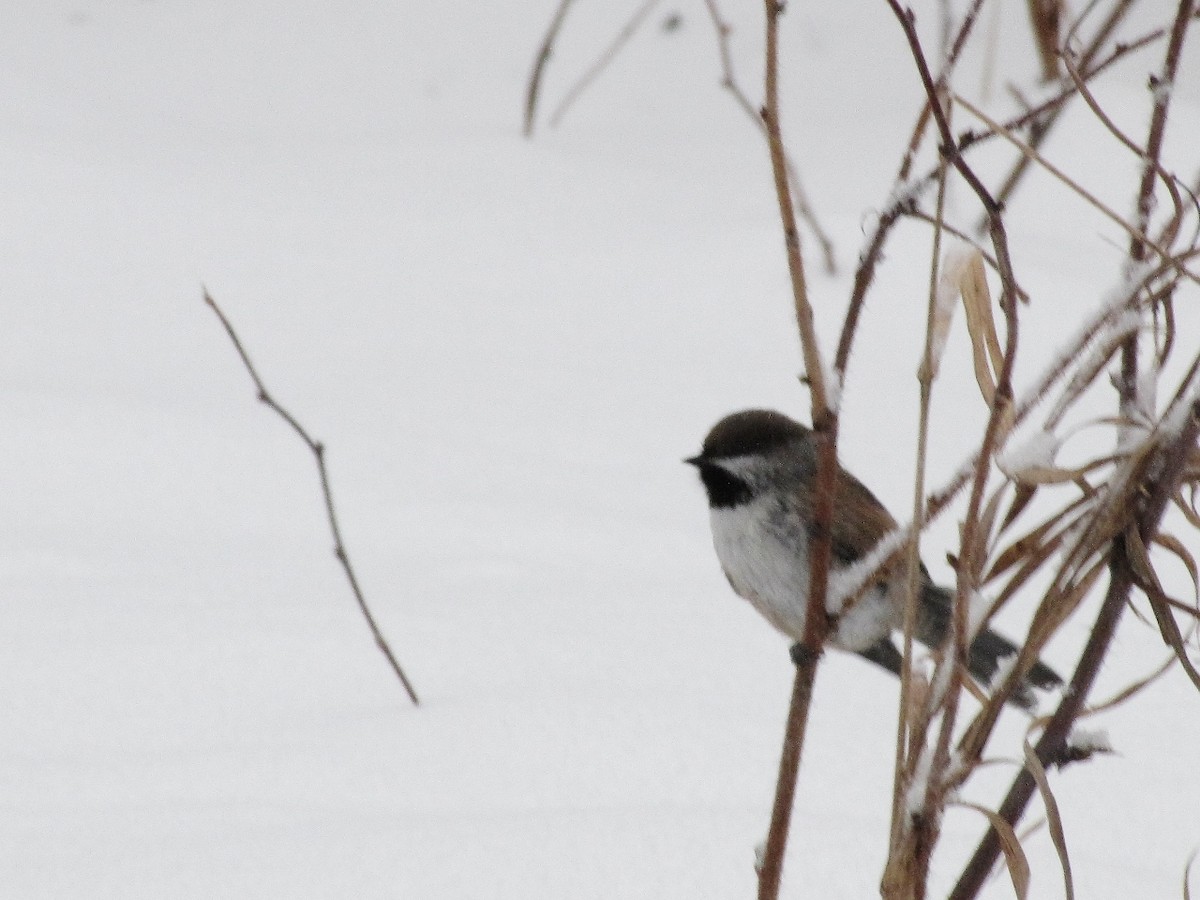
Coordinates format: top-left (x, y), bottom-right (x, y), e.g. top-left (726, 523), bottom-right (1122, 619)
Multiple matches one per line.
top-left (204, 290), bottom-right (421, 707)
top-left (755, 0), bottom-right (839, 896)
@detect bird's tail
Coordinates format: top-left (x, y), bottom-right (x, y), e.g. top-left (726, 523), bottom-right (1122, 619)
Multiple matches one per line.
top-left (917, 584), bottom-right (1061, 711)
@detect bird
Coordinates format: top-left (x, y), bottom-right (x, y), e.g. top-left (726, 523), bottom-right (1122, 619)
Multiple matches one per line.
top-left (686, 409), bottom-right (1060, 710)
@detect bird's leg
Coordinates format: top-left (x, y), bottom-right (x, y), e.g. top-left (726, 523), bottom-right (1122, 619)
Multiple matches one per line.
top-left (789, 642), bottom-right (821, 667)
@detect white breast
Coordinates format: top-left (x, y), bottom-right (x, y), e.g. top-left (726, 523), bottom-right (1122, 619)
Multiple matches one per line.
top-left (708, 497), bottom-right (899, 652)
top-left (709, 498), bottom-right (811, 641)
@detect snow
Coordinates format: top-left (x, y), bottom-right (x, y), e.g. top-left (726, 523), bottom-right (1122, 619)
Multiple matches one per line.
top-left (967, 589), bottom-right (992, 641)
top-left (996, 427), bottom-right (1061, 479)
top-left (2, 2), bottom-right (1199, 898)
top-left (1068, 727), bottom-right (1115, 756)
top-left (905, 739), bottom-right (938, 817)
top-left (826, 524), bottom-right (909, 613)
top-left (928, 246), bottom-right (970, 379)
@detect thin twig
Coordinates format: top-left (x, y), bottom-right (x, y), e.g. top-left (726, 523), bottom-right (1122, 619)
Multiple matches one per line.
top-left (835, 0), bottom-right (989, 377)
top-left (953, 94), bottom-right (1200, 287)
top-left (548, 0), bottom-right (661, 128)
top-left (523, 0), bottom-right (577, 137)
top-left (988, 0), bottom-right (1139, 224)
top-left (890, 125), bottom-right (952, 854)
top-left (702, 0), bottom-right (838, 274)
top-left (203, 290), bottom-right (421, 707)
top-left (1130, 0), bottom-right (1196, 263)
top-left (760, 2), bottom-right (826, 418)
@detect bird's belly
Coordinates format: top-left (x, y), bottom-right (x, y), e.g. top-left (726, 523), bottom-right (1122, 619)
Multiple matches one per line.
top-left (708, 502), bottom-right (899, 652)
top-left (709, 504), bottom-right (811, 640)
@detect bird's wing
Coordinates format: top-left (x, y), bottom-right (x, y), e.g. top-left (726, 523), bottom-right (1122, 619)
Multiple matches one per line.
top-left (831, 467), bottom-right (900, 564)
top-left (787, 456), bottom-right (901, 565)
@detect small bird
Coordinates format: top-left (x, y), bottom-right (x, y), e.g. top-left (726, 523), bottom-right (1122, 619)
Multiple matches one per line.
top-left (687, 409), bottom-right (1060, 709)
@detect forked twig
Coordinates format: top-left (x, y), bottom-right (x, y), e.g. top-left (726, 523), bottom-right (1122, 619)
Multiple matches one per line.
top-left (203, 290), bottom-right (420, 707)
top-left (953, 94), bottom-right (1200, 286)
top-left (988, 0), bottom-right (1139, 223)
top-left (702, 0), bottom-right (838, 274)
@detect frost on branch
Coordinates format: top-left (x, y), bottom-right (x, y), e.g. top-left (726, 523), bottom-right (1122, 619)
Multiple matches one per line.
top-left (1060, 727), bottom-right (1115, 766)
top-left (996, 428), bottom-right (1061, 482)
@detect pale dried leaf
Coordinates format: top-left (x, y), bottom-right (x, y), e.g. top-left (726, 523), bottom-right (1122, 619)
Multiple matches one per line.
top-left (1125, 528), bottom-right (1200, 693)
top-left (960, 251), bottom-right (1002, 406)
top-left (955, 801), bottom-right (1031, 899)
top-left (1023, 741), bottom-right (1075, 900)
top-left (1154, 532), bottom-right (1200, 603)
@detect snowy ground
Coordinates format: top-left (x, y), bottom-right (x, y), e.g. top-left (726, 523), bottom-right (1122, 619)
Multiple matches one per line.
top-left (3, 1), bottom-right (1199, 897)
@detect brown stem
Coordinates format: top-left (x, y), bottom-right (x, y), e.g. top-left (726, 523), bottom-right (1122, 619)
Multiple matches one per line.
top-left (755, 2), bottom-right (839, 895)
top-left (203, 290), bottom-right (420, 707)
top-left (1130, 0), bottom-right (1196, 262)
top-left (760, 1), bottom-right (826, 420)
top-left (836, 0), bottom-right (988, 376)
top-left (757, 653), bottom-right (820, 900)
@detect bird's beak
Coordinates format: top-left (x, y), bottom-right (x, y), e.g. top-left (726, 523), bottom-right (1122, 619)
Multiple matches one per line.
top-left (684, 454), bottom-right (704, 467)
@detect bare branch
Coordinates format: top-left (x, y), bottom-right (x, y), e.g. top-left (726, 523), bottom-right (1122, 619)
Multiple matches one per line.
top-left (702, 0), bottom-right (838, 274)
top-left (989, 0), bottom-right (1140, 219)
top-left (203, 290), bottom-right (421, 707)
top-left (755, 1), bottom-right (840, 896)
top-left (757, 649), bottom-right (820, 900)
